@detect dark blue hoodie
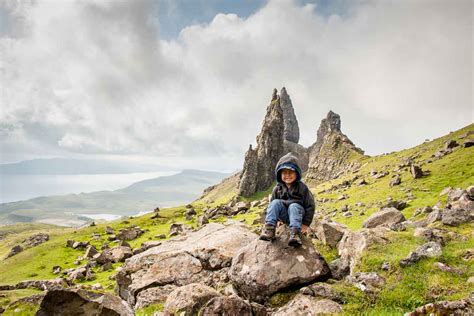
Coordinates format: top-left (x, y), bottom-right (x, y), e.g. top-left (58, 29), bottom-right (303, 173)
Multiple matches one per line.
top-left (271, 152), bottom-right (316, 226)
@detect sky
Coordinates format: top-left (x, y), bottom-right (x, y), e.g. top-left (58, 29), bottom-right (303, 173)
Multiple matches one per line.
top-left (0, 0), bottom-right (472, 172)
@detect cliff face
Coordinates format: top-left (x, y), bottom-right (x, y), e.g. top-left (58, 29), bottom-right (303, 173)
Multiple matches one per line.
top-left (305, 111), bottom-right (366, 183)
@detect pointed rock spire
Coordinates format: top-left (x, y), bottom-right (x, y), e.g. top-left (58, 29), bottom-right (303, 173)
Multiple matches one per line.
top-left (306, 111), bottom-right (365, 183)
top-left (238, 89), bottom-right (285, 196)
top-left (279, 87), bottom-right (300, 144)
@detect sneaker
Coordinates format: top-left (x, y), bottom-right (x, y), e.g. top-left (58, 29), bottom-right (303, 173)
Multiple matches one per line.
top-left (288, 229), bottom-right (302, 247)
top-left (259, 224), bottom-right (276, 241)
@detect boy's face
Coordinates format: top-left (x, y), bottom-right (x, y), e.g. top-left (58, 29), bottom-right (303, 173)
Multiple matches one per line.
top-left (281, 169), bottom-right (297, 185)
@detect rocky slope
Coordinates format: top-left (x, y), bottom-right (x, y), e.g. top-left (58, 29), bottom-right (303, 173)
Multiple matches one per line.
top-left (0, 102), bottom-right (472, 315)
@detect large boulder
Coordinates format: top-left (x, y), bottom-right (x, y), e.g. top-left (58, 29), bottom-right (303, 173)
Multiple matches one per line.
top-left (228, 225), bottom-right (331, 302)
top-left (116, 223), bottom-right (257, 306)
top-left (163, 283), bottom-right (220, 315)
top-left (274, 294), bottom-right (343, 315)
top-left (36, 288), bottom-right (133, 316)
top-left (362, 207), bottom-right (406, 228)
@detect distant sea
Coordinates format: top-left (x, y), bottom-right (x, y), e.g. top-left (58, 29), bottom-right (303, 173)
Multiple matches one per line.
top-left (0, 171), bottom-right (177, 204)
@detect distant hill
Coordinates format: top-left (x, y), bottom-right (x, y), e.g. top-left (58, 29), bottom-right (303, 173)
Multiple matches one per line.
top-left (0, 158), bottom-right (168, 175)
top-left (0, 169), bottom-right (230, 226)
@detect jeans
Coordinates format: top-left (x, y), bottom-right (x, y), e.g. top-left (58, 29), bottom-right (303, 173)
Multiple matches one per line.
top-left (265, 199), bottom-right (304, 230)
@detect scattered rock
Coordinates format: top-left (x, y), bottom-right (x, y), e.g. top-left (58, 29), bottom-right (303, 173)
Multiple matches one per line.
top-left (444, 139), bottom-right (459, 150)
top-left (311, 220), bottom-right (347, 248)
top-left (299, 283), bottom-right (343, 303)
top-left (362, 207), bottom-right (406, 228)
top-left (346, 272), bottom-right (385, 293)
top-left (105, 226), bottom-right (114, 234)
top-left (389, 175), bottom-right (401, 187)
top-left (381, 262), bottom-right (390, 271)
top-left (336, 227), bottom-right (389, 277)
top-left (72, 241), bottom-right (89, 250)
top-left (464, 139), bottom-right (474, 148)
top-left (95, 246), bottom-right (132, 264)
top-left (23, 233), bottom-right (49, 248)
top-left (116, 227), bottom-right (144, 241)
top-left (410, 165), bottom-right (423, 179)
top-left (229, 225), bottom-right (330, 302)
top-left (84, 245), bottom-right (98, 258)
top-left (274, 295), bottom-right (342, 315)
top-left (405, 298), bottom-right (473, 316)
top-left (400, 242), bottom-right (442, 267)
top-left (6, 245), bottom-right (23, 258)
top-left (169, 223), bottom-right (186, 237)
top-left (36, 288), bottom-right (133, 316)
top-left (433, 262), bottom-right (462, 275)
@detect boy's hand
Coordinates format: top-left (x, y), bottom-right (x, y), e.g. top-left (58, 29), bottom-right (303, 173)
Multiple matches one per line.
top-left (301, 224), bottom-right (309, 234)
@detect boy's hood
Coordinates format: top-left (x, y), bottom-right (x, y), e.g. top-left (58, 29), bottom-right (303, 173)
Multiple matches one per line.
top-left (275, 152), bottom-right (302, 183)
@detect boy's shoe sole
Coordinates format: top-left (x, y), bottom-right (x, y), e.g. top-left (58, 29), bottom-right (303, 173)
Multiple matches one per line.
top-left (288, 238), bottom-right (302, 247)
top-left (259, 235), bottom-right (275, 241)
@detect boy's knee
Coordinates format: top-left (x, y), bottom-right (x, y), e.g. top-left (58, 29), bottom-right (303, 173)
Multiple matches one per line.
top-left (288, 203), bottom-right (304, 214)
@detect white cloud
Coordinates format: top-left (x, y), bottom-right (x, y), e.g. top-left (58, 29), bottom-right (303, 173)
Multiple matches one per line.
top-left (1, 0), bottom-right (472, 169)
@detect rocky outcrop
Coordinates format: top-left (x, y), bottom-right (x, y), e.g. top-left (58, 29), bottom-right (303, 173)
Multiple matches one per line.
top-left (238, 89), bottom-right (285, 197)
top-left (279, 87), bottom-right (300, 143)
top-left (306, 111), bottom-right (365, 183)
top-left (228, 225), bottom-right (330, 302)
top-left (405, 298), bottom-right (473, 315)
top-left (116, 223), bottom-right (256, 307)
top-left (36, 288), bottom-right (133, 316)
top-left (399, 242), bottom-right (442, 267)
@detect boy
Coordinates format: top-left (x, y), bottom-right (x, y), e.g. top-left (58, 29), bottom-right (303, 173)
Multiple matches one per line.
top-left (259, 152), bottom-right (315, 247)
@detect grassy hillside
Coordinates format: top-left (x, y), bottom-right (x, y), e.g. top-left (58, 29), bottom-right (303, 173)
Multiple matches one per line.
top-left (0, 124), bottom-right (472, 315)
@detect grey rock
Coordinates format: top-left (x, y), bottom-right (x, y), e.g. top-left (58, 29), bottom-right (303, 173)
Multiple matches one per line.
top-left (279, 87), bottom-right (300, 143)
top-left (116, 227), bottom-right (144, 241)
top-left (404, 298), bottom-right (473, 316)
top-left (36, 288), bottom-right (133, 316)
top-left (400, 242), bottom-right (442, 267)
top-left (23, 233), bottom-right (49, 248)
top-left (311, 220), bottom-right (347, 248)
top-left (228, 225), bottom-right (330, 302)
top-left (411, 165), bottom-right (423, 179)
top-left (95, 246), bottom-right (132, 264)
top-left (337, 227), bottom-right (389, 276)
top-left (300, 283), bottom-right (343, 303)
top-left (163, 283), bottom-right (220, 315)
top-left (116, 223), bottom-right (256, 306)
top-left (346, 272), bottom-right (385, 293)
top-left (390, 175), bottom-right (402, 187)
top-left (200, 295), bottom-right (252, 316)
top-left (6, 245), bottom-right (23, 258)
top-left (238, 89), bottom-right (285, 196)
top-left (274, 295), bottom-right (343, 315)
top-left (135, 285), bottom-right (176, 310)
top-left (363, 207), bottom-right (406, 228)
top-left (84, 245), bottom-right (98, 258)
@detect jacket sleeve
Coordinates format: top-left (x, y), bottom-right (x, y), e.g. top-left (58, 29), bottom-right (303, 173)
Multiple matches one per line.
top-left (270, 185), bottom-right (278, 202)
top-left (302, 187), bottom-right (316, 226)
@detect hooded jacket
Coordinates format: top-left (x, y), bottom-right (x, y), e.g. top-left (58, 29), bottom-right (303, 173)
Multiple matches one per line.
top-left (270, 152), bottom-right (316, 226)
